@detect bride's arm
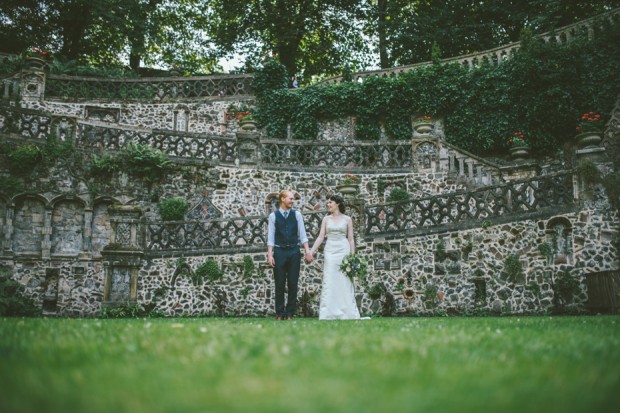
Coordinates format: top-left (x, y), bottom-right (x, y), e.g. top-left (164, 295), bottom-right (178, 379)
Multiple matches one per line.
top-left (310, 216), bottom-right (328, 256)
top-left (346, 216), bottom-right (355, 254)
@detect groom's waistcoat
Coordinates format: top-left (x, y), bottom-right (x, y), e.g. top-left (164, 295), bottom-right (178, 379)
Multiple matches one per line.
top-left (274, 210), bottom-right (298, 247)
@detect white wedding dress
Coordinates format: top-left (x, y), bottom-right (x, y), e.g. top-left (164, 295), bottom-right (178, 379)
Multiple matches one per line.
top-left (318, 219), bottom-right (361, 320)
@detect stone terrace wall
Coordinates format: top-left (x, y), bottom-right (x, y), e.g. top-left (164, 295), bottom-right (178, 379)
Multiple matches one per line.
top-left (1, 65), bottom-right (619, 317)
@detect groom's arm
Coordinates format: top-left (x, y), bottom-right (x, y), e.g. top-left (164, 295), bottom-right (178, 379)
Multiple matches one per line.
top-left (267, 212), bottom-right (276, 267)
top-left (296, 211), bottom-right (312, 262)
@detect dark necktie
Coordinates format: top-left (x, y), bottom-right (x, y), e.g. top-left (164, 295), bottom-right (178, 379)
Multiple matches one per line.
top-left (283, 211), bottom-right (289, 219)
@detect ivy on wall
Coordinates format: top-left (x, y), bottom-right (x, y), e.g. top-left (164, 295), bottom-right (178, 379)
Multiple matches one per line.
top-left (254, 23), bottom-right (620, 156)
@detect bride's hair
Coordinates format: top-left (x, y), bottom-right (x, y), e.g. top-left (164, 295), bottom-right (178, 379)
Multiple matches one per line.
top-left (328, 195), bottom-right (345, 213)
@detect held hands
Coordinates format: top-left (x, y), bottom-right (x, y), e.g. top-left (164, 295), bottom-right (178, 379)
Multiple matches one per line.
top-left (304, 250), bottom-right (314, 263)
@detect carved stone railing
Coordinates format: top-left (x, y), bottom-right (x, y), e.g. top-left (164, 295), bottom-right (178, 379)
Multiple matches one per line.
top-left (319, 7), bottom-right (620, 84)
top-left (141, 173), bottom-right (574, 254)
top-left (364, 172), bottom-right (574, 236)
top-left (78, 123), bottom-right (238, 163)
top-left (0, 105), bottom-right (510, 174)
top-left (143, 211), bottom-right (325, 255)
top-left (45, 73), bottom-right (254, 101)
top-left (260, 138), bottom-right (413, 169)
top-left (0, 105), bottom-right (56, 140)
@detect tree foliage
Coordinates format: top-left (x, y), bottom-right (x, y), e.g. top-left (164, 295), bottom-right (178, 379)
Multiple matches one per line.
top-left (364, 0), bottom-right (620, 68)
top-left (0, 0), bottom-right (219, 73)
top-left (207, 0), bottom-right (371, 80)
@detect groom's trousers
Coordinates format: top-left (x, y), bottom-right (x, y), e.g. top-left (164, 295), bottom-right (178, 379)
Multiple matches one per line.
top-left (273, 246), bottom-right (301, 317)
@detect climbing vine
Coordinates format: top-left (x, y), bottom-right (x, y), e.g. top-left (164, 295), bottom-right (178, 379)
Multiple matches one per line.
top-left (254, 23), bottom-right (620, 156)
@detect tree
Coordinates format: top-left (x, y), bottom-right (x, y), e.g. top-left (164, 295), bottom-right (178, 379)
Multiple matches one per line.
top-left (208, 0), bottom-right (370, 79)
top-left (0, 0), bottom-right (219, 73)
top-left (364, 0), bottom-right (620, 67)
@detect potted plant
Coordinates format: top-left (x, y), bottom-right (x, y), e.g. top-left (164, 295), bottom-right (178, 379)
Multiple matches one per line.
top-left (507, 131), bottom-right (530, 159)
top-left (23, 47), bottom-right (49, 70)
top-left (575, 111), bottom-right (603, 148)
top-left (337, 173), bottom-right (360, 195)
top-left (413, 115), bottom-right (434, 134)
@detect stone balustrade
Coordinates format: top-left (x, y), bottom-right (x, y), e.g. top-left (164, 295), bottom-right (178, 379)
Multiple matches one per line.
top-left (319, 7), bottom-right (620, 84)
top-left (44, 73), bottom-right (254, 101)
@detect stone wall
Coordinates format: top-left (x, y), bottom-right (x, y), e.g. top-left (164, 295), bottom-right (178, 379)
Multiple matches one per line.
top-left (1, 69), bottom-right (618, 317)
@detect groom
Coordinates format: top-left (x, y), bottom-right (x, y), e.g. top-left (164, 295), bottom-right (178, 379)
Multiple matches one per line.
top-left (267, 190), bottom-right (313, 320)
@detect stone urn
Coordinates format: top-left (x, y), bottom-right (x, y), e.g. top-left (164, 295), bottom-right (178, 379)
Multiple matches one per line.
top-left (26, 56), bottom-right (46, 71)
top-left (575, 130), bottom-right (603, 149)
top-left (240, 119), bottom-right (257, 131)
top-left (509, 145), bottom-right (530, 160)
top-left (337, 184), bottom-right (359, 196)
top-left (413, 122), bottom-right (434, 135)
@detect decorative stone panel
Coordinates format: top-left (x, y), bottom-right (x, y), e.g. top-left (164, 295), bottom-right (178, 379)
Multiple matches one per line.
top-left (51, 200), bottom-right (84, 256)
top-left (12, 197), bottom-right (45, 256)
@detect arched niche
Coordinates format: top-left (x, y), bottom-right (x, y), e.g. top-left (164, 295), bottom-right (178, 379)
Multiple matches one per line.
top-left (12, 194), bottom-right (47, 255)
top-left (546, 217), bottom-right (573, 264)
top-left (50, 197), bottom-right (86, 255)
top-left (91, 197), bottom-right (122, 256)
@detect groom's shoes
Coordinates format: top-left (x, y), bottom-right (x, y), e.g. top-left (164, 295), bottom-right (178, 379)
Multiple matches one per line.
top-left (286, 316), bottom-right (293, 320)
top-left (276, 316), bottom-right (283, 320)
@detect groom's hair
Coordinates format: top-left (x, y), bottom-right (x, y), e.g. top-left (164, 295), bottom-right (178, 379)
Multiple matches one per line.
top-left (328, 195), bottom-right (346, 214)
top-left (278, 190), bottom-right (291, 202)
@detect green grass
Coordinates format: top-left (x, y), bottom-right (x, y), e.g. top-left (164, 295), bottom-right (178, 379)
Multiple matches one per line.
top-left (1, 316), bottom-right (619, 413)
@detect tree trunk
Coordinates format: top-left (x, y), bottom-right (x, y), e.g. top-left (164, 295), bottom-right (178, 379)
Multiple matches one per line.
top-left (378, 0), bottom-right (389, 68)
top-left (59, 0), bottom-right (93, 59)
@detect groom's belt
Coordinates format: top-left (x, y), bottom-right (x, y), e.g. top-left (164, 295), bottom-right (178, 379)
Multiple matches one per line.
top-left (275, 244), bottom-right (299, 249)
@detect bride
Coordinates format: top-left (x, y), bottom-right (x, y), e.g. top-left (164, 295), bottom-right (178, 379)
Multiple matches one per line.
top-left (310, 195), bottom-right (362, 320)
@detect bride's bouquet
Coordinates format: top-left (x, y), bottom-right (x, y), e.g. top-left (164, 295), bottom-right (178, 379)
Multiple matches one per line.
top-left (340, 253), bottom-right (368, 283)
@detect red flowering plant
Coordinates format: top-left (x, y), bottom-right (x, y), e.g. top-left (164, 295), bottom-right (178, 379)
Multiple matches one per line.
top-left (413, 115), bottom-right (433, 125)
top-left (576, 112), bottom-right (602, 133)
top-left (226, 104), bottom-right (254, 122)
top-left (24, 47), bottom-right (50, 60)
top-left (340, 173), bottom-right (359, 186)
top-left (507, 131), bottom-right (528, 147)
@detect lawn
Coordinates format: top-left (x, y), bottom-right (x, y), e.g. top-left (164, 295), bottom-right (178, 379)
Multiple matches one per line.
top-left (1, 316), bottom-right (619, 413)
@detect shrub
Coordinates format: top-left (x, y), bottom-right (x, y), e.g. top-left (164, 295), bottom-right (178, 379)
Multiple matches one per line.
top-left (435, 240), bottom-right (447, 262)
top-left (538, 242), bottom-right (554, 259)
top-left (243, 256), bottom-right (255, 279)
top-left (0, 269), bottom-right (39, 316)
top-left (157, 197), bottom-right (188, 221)
top-left (504, 254), bottom-right (524, 284)
top-left (195, 259), bottom-right (223, 283)
top-left (575, 160), bottom-right (601, 186)
top-left (0, 175), bottom-right (24, 196)
top-left (98, 302), bottom-right (161, 318)
top-left (89, 154), bottom-right (119, 177)
top-left (7, 144), bottom-right (42, 174)
top-left (122, 143), bottom-right (173, 183)
top-left (387, 187), bottom-right (410, 203)
top-left (554, 271), bottom-right (580, 302)
top-left (602, 172), bottom-right (620, 211)
top-left (366, 283), bottom-right (386, 300)
top-left (424, 284), bottom-right (439, 308)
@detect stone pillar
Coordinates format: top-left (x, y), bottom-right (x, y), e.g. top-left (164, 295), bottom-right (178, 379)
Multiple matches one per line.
top-left (82, 208), bottom-right (93, 258)
top-left (1, 204), bottom-right (12, 255)
top-left (41, 209), bottom-right (52, 260)
top-left (19, 70), bottom-right (46, 102)
top-left (101, 205), bottom-right (144, 305)
top-left (574, 140), bottom-right (608, 201)
top-left (236, 125), bottom-right (260, 165)
top-left (341, 192), bottom-right (367, 250)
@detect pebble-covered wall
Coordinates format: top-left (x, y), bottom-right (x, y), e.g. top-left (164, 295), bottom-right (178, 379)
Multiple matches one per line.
top-left (1, 71), bottom-right (619, 317)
